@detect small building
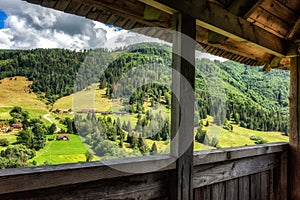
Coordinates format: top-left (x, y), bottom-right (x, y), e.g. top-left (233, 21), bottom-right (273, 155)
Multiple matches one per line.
top-left (54, 108), bottom-right (61, 113)
top-left (0, 127), bottom-right (8, 132)
top-left (56, 135), bottom-right (70, 141)
top-left (10, 124), bottom-right (23, 130)
top-left (78, 109), bottom-right (99, 113)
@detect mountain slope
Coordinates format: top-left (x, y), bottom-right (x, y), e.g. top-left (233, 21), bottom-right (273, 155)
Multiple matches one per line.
top-left (0, 43), bottom-right (290, 132)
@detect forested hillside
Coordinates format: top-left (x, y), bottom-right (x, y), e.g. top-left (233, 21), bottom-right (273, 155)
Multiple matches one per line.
top-left (0, 49), bottom-right (112, 104)
top-left (0, 43), bottom-right (290, 133)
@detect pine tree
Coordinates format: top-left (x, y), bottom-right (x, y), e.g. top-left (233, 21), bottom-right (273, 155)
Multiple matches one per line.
top-left (150, 142), bottom-right (158, 155)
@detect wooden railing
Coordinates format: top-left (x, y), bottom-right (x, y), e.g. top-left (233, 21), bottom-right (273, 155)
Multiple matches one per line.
top-left (0, 142), bottom-right (288, 199)
top-left (193, 142), bottom-right (288, 200)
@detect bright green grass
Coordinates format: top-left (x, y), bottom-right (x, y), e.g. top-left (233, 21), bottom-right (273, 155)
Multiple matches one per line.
top-left (194, 141), bottom-right (215, 151)
top-left (33, 134), bottom-right (88, 165)
top-left (0, 133), bottom-right (17, 151)
top-left (0, 107), bottom-right (12, 119)
top-left (206, 124), bottom-right (289, 148)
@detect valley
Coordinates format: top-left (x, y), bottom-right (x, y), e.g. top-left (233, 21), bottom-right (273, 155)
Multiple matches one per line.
top-left (0, 43), bottom-right (290, 168)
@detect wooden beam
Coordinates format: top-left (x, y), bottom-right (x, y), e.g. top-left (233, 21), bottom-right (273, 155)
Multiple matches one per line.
top-left (170, 12), bottom-right (195, 200)
top-left (193, 153), bottom-right (280, 188)
top-left (286, 17), bottom-right (300, 40)
top-left (289, 56), bottom-right (300, 200)
top-left (0, 155), bottom-right (175, 195)
top-left (141, 0), bottom-right (286, 57)
top-left (227, 0), bottom-right (260, 17)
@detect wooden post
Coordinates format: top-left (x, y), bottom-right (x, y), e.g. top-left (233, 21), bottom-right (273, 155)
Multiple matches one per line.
top-left (170, 13), bottom-right (196, 200)
top-left (289, 55), bottom-right (300, 200)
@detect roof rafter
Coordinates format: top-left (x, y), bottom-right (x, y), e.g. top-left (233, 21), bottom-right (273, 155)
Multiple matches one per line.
top-left (140, 0), bottom-right (287, 57)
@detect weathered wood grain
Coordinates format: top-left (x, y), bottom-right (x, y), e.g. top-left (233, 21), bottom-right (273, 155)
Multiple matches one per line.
top-left (0, 171), bottom-right (170, 200)
top-left (86, 8), bottom-right (102, 20)
top-left (41, 0), bottom-right (57, 8)
top-left (226, 179), bottom-right (238, 200)
top-left (248, 7), bottom-right (290, 38)
top-left (193, 153), bottom-right (279, 188)
top-left (260, 170), bottom-right (270, 200)
top-left (75, 3), bottom-right (92, 16)
top-left (289, 56), bottom-right (300, 200)
top-left (260, 0), bottom-right (298, 26)
top-left (238, 176), bottom-right (250, 200)
top-left (169, 12), bottom-right (196, 200)
top-left (54, 0), bottom-right (72, 11)
top-left (194, 185), bottom-right (211, 200)
top-left (211, 182), bottom-right (225, 200)
top-left (193, 142), bottom-right (288, 166)
top-left (0, 155), bottom-right (175, 195)
top-left (64, 0), bottom-right (82, 14)
top-left (143, 0), bottom-right (286, 57)
top-left (250, 173), bottom-right (261, 200)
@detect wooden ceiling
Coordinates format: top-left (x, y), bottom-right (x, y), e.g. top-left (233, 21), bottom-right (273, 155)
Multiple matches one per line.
top-left (25, 0), bottom-right (300, 69)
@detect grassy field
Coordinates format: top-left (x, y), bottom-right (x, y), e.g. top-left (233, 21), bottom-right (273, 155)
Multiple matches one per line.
top-left (0, 77), bottom-right (48, 120)
top-left (53, 85), bottom-right (113, 112)
top-left (199, 116), bottom-right (289, 149)
top-left (33, 134), bottom-right (88, 165)
top-left (217, 125), bottom-right (288, 148)
top-left (0, 132), bottom-right (17, 151)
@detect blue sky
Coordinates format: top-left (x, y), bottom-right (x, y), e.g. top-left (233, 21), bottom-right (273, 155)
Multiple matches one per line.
top-left (0, 10), bottom-right (7, 29)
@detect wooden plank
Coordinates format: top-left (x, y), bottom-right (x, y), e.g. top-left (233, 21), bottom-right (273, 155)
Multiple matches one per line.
top-left (250, 173), bottom-right (261, 200)
top-left (194, 185), bottom-right (211, 200)
top-left (289, 56), bottom-right (300, 200)
top-left (106, 15), bottom-right (120, 25)
top-left (123, 19), bottom-right (137, 30)
top-left (83, 0), bottom-right (171, 28)
top-left (86, 7), bottom-right (102, 20)
top-left (0, 171), bottom-right (170, 200)
top-left (64, 0), bottom-right (82, 14)
top-left (193, 153), bottom-right (279, 188)
top-left (143, 0), bottom-right (286, 57)
top-left (248, 7), bottom-right (290, 38)
top-left (114, 17), bottom-right (129, 28)
top-left (270, 168), bottom-right (274, 200)
top-left (97, 11), bottom-right (112, 24)
top-left (226, 179), bottom-right (238, 200)
top-left (238, 176), bottom-right (250, 200)
top-left (210, 182), bottom-right (225, 200)
top-left (260, 170), bottom-right (270, 200)
top-left (280, 151), bottom-right (288, 200)
top-left (227, 0), bottom-right (260, 17)
top-left (41, 0), bottom-right (57, 8)
top-left (193, 142), bottom-right (288, 166)
top-left (286, 17), bottom-right (300, 40)
top-left (0, 155), bottom-right (175, 195)
top-left (169, 12), bottom-right (195, 200)
top-left (273, 151), bottom-right (288, 200)
top-left (260, 0), bottom-right (298, 26)
top-left (277, 0), bottom-right (300, 14)
top-left (54, 0), bottom-right (72, 11)
top-left (76, 3), bottom-right (92, 16)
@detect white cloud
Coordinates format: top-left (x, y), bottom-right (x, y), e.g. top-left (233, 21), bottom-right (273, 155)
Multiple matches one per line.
top-left (0, 0), bottom-right (227, 62)
top-left (0, 0), bottom-right (107, 50)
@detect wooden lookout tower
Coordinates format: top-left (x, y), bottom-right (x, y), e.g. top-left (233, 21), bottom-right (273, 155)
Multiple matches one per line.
top-left (1, 0), bottom-right (300, 199)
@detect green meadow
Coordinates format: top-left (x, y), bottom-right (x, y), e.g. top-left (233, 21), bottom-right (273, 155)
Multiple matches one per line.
top-left (33, 134), bottom-right (88, 165)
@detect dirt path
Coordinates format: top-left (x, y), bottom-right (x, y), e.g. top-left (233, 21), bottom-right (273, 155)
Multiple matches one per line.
top-left (43, 114), bottom-right (61, 133)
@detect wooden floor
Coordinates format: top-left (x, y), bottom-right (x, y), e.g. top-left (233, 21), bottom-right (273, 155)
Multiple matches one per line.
top-left (0, 142), bottom-right (288, 199)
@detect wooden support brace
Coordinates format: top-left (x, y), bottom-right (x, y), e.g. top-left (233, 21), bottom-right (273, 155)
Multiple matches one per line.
top-left (170, 12), bottom-right (195, 200)
top-left (289, 56), bottom-right (300, 200)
